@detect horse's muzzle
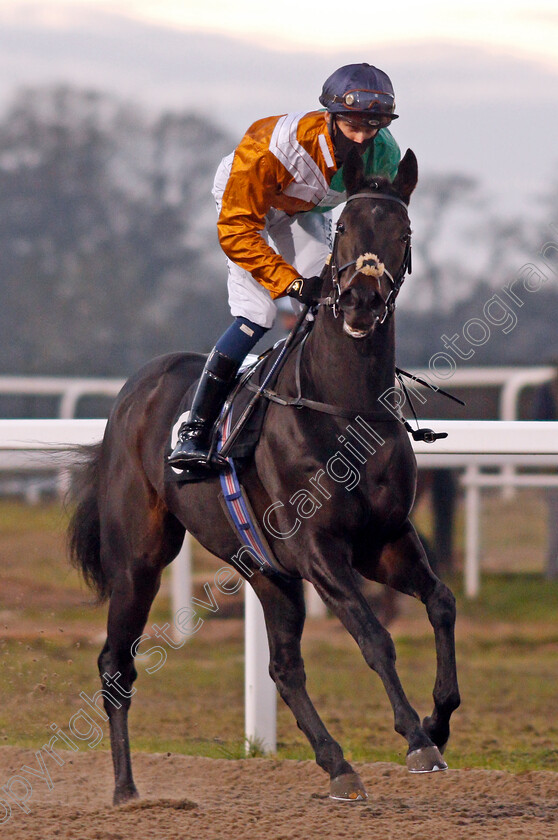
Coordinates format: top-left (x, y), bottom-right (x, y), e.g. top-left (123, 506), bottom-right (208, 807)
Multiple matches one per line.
top-left (342, 321), bottom-right (373, 339)
top-left (339, 284), bottom-right (384, 338)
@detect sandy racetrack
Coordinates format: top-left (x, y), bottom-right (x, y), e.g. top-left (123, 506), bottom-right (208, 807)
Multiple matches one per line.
top-left (1, 747), bottom-right (557, 840)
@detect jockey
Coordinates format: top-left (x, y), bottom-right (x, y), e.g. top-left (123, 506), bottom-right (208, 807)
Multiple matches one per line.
top-left (169, 62), bottom-right (401, 471)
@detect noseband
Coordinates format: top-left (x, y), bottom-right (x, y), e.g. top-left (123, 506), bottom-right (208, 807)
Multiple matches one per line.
top-left (321, 191), bottom-right (412, 324)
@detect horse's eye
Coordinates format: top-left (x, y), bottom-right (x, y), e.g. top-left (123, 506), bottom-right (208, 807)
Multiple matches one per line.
top-left (336, 222), bottom-right (345, 234)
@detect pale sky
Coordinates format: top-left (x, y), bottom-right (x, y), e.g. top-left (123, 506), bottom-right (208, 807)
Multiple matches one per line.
top-left (4, 0), bottom-right (558, 67)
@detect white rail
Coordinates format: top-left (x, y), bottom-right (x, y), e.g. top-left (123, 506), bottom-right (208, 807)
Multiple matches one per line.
top-left (1, 368), bottom-right (553, 503)
top-left (1, 418), bottom-right (558, 754)
top-left (0, 418), bottom-right (107, 449)
top-left (410, 367), bottom-right (555, 501)
top-left (0, 368), bottom-right (553, 423)
top-left (2, 418), bottom-right (556, 453)
top-left (0, 377), bottom-right (123, 419)
top-left (409, 367), bottom-right (554, 421)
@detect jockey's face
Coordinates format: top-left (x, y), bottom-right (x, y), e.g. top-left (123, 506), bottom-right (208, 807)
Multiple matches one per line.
top-left (334, 116), bottom-right (379, 144)
top-left (325, 113), bottom-right (381, 144)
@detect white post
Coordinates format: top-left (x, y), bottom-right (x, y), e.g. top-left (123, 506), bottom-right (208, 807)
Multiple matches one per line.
top-left (244, 583), bottom-right (276, 754)
top-left (25, 481), bottom-right (41, 505)
top-left (59, 386), bottom-right (85, 500)
top-left (304, 580), bottom-right (327, 618)
top-left (500, 464), bottom-right (515, 501)
top-left (464, 464), bottom-right (481, 599)
top-left (171, 534), bottom-right (192, 639)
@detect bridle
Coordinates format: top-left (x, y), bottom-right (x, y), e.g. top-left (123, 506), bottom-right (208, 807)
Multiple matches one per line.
top-left (321, 190), bottom-right (412, 324)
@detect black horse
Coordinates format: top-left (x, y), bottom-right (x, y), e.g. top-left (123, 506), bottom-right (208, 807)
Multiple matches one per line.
top-left (68, 147), bottom-right (460, 804)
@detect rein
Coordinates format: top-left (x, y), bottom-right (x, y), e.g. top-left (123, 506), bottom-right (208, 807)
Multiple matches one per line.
top-left (320, 190), bottom-right (412, 323)
top-left (245, 332), bottom-right (397, 422)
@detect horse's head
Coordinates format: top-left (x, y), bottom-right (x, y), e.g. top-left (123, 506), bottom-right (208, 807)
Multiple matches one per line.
top-left (330, 147), bottom-right (418, 339)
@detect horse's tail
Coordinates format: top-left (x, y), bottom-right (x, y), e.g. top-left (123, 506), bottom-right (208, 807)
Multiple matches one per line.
top-left (67, 442), bottom-right (109, 603)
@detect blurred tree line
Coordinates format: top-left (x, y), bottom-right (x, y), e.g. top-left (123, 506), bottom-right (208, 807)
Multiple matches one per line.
top-left (0, 85), bottom-right (557, 379)
top-left (397, 170), bottom-right (558, 367)
top-left (0, 86), bottom-right (233, 376)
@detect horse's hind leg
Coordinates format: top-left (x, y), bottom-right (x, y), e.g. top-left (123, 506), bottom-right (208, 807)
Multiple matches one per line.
top-left (371, 520), bottom-right (461, 756)
top-left (99, 504), bottom-right (184, 805)
top-left (251, 573), bottom-right (367, 801)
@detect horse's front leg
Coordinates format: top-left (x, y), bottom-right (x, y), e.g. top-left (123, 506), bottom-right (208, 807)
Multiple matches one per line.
top-left (366, 520), bottom-right (461, 754)
top-left (251, 572), bottom-right (367, 801)
top-left (308, 538), bottom-right (447, 773)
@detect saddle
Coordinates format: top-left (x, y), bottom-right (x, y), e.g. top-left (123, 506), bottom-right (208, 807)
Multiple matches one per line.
top-left (166, 328), bottom-right (308, 484)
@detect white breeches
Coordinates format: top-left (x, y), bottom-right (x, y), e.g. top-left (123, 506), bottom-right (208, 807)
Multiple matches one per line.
top-left (212, 152), bottom-right (333, 329)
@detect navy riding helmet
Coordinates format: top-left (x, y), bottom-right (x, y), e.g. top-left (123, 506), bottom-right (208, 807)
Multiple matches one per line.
top-left (319, 63), bottom-right (399, 121)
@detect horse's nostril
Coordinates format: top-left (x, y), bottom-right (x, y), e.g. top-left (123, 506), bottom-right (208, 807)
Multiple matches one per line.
top-left (340, 288), bottom-right (360, 311)
top-left (341, 285), bottom-right (384, 314)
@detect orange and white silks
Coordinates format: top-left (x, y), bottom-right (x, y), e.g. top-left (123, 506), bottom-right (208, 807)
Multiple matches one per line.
top-left (216, 111), bottom-right (339, 299)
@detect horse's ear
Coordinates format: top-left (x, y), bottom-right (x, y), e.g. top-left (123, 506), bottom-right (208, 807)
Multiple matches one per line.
top-left (392, 149), bottom-right (418, 203)
top-left (343, 146), bottom-right (365, 196)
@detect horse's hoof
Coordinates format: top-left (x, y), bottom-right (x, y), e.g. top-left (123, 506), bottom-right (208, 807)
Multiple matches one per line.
top-left (406, 745), bottom-right (448, 773)
top-left (113, 786), bottom-right (140, 806)
top-left (329, 772), bottom-right (368, 801)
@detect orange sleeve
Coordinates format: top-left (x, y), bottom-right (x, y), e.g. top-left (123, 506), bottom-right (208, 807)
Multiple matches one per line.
top-left (216, 128), bottom-right (300, 298)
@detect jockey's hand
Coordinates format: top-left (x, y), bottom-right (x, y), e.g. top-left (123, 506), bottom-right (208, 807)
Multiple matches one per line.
top-left (285, 276), bottom-right (323, 306)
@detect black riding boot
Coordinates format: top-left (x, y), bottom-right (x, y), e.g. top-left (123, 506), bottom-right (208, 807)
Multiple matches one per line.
top-left (168, 349), bottom-right (240, 471)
